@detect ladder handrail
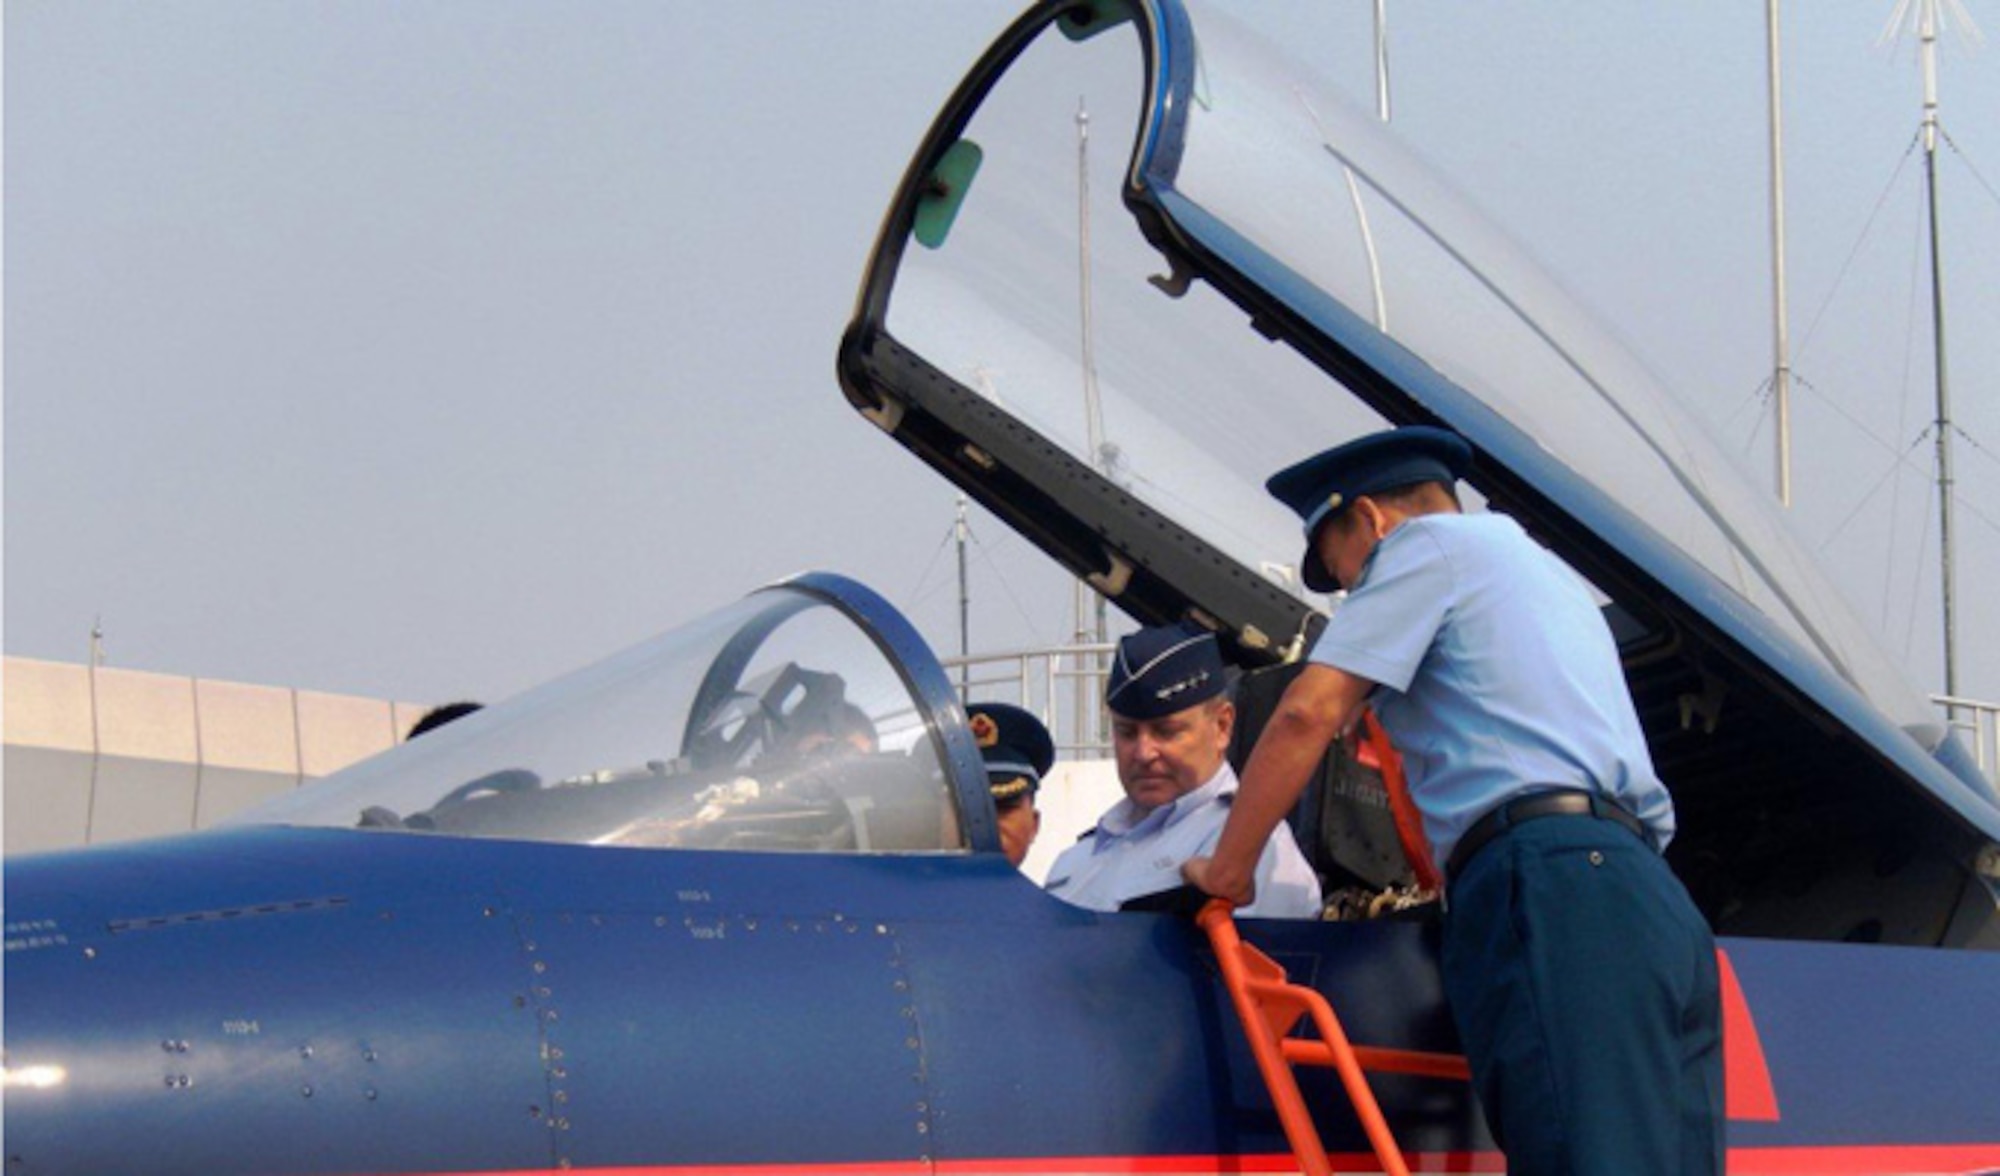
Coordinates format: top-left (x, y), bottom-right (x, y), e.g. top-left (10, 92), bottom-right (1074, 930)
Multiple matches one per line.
top-left (1196, 900), bottom-right (1469, 1176)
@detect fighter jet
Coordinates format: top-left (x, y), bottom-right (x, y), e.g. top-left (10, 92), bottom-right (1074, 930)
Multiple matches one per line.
top-left (8, 2), bottom-right (1999, 1173)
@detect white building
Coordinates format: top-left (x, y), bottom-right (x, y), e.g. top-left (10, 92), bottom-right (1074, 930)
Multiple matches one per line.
top-left (2, 657), bottom-right (428, 856)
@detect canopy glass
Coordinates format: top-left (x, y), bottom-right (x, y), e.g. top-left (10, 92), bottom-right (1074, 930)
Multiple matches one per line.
top-left (240, 579), bottom-right (973, 854)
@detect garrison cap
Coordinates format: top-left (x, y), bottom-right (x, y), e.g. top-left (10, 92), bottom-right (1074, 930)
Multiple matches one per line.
top-left (1105, 623), bottom-right (1227, 719)
top-left (966, 702), bottom-right (1053, 804)
top-left (1266, 425), bottom-right (1473, 592)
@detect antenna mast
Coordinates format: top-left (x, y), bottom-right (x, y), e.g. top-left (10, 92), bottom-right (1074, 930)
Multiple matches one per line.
top-left (1372, 0), bottom-right (1391, 122)
top-left (955, 495), bottom-right (971, 697)
top-left (1885, 0), bottom-right (1968, 695)
top-left (1766, 0), bottom-right (1794, 506)
top-left (1918, 0), bottom-right (1959, 697)
top-left (1075, 97), bottom-right (1110, 748)
top-left (1076, 96), bottom-right (1109, 626)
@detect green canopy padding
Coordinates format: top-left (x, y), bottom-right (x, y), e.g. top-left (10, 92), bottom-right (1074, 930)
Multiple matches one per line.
top-left (913, 139), bottom-right (983, 250)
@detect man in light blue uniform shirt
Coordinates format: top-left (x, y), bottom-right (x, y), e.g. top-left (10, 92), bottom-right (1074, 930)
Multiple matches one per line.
top-left (1046, 623), bottom-right (1321, 919)
top-left (1185, 426), bottom-right (1721, 1175)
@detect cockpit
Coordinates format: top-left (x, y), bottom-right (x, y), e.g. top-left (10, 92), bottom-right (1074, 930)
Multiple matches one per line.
top-left (235, 575), bottom-right (983, 856)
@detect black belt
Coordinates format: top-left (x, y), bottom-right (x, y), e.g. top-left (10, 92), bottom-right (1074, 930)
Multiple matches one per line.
top-left (1446, 789), bottom-right (1649, 881)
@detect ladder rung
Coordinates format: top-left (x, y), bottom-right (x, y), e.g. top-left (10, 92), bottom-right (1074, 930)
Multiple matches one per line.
top-left (1282, 1039), bottom-right (1473, 1080)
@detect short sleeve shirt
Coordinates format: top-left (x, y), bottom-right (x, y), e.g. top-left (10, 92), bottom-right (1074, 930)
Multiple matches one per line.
top-left (1309, 513), bottom-right (1674, 870)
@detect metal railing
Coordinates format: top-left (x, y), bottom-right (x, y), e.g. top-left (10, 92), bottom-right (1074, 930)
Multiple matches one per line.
top-left (940, 642), bottom-right (1116, 758)
top-left (1935, 694), bottom-right (2000, 787)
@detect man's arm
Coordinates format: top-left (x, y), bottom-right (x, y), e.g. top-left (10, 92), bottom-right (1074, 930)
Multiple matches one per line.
top-left (1184, 662), bottom-right (1376, 905)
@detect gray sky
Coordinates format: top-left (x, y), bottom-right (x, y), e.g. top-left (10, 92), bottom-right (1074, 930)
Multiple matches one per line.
top-left (7, 2), bottom-right (1997, 713)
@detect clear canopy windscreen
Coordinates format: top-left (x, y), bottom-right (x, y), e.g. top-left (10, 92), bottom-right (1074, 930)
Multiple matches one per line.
top-left (884, 0), bottom-right (1938, 741)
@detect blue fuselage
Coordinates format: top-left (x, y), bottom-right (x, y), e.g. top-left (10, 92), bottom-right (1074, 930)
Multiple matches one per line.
top-left (7, 826), bottom-right (1998, 1174)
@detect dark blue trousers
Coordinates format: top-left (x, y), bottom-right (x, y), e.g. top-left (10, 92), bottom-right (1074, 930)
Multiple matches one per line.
top-left (1443, 814), bottom-right (1724, 1175)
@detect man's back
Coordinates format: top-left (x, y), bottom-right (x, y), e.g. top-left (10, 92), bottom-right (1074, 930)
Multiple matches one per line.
top-left (1314, 512), bottom-right (1673, 865)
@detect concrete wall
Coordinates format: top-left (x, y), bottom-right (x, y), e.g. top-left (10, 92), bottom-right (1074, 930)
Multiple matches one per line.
top-left (2, 657), bottom-right (424, 856)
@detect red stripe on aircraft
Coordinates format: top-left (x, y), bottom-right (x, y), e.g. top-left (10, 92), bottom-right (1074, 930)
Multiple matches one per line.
top-left (1726, 1143), bottom-right (2000, 1173)
top-left (1719, 946), bottom-right (1781, 1121)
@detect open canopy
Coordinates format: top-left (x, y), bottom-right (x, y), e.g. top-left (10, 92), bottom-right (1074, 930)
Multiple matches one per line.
top-left (838, 0), bottom-right (1999, 942)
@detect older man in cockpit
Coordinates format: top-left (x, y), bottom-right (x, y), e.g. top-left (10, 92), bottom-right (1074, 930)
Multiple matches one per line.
top-left (1044, 623), bottom-right (1321, 918)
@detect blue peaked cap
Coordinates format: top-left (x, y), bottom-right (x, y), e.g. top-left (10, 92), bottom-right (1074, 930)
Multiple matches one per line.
top-left (1265, 425), bottom-right (1473, 592)
top-left (965, 702), bottom-right (1054, 803)
top-left (1105, 623), bottom-right (1227, 719)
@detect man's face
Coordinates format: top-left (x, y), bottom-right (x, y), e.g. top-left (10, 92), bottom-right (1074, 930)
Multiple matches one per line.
top-left (1110, 699), bottom-right (1234, 812)
top-left (995, 797), bottom-right (1041, 868)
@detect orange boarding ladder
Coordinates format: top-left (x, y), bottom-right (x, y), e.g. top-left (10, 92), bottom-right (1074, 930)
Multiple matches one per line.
top-left (1197, 901), bottom-right (1471, 1176)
